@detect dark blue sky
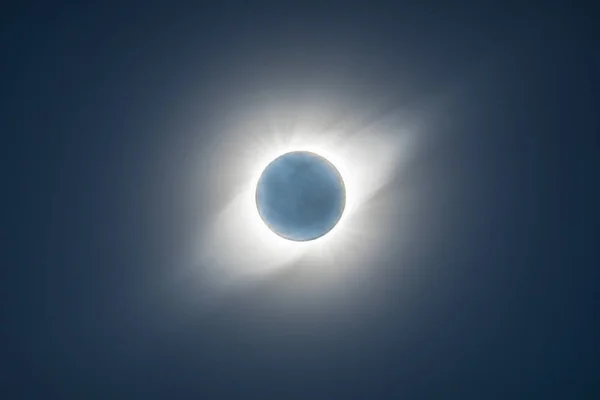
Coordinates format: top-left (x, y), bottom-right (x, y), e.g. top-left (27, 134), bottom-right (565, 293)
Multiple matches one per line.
top-left (3, 1), bottom-right (599, 398)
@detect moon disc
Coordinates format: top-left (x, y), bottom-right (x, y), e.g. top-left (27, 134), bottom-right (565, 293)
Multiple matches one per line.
top-left (256, 151), bottom-right (346, 241)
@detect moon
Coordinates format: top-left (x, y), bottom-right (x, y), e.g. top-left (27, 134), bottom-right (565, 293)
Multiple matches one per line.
top-left (256, 151), bottom-right (346, 242)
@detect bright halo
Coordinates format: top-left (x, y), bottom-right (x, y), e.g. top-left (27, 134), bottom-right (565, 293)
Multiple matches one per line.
top-left (192, 92), bottom-right (417, 295)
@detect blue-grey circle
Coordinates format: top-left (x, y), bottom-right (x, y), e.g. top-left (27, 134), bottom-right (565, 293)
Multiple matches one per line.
top-left (256, 151), bottom-right (346, 242)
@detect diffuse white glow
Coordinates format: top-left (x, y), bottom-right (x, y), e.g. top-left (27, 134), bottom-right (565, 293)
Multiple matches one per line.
top-left (193, 92), bottom-right (417, 297)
